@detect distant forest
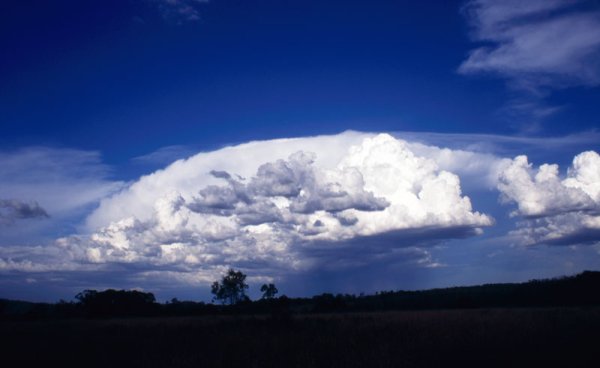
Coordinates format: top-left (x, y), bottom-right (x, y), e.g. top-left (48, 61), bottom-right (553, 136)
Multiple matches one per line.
top-left (2, 271), bottom-right (600, 320)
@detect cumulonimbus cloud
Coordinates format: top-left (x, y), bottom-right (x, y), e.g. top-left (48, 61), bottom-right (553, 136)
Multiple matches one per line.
top-left (2, 132), bottom-right (598, 291)
top-left (0, 133), bottom-right (493, 282)
top-left (498, 150), bottom-right (600, 245)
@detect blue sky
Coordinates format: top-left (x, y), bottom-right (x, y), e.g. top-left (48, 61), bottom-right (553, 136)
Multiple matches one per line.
top-left (1, 0), bottom-right (600, 302)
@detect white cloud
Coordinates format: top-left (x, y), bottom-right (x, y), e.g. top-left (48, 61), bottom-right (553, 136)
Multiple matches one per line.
top-left (402, 139), bottom-right (510, 189)
top-left (3, 132), bottom-right (598, 291)
top-left (88, 133), bottom-right (492, 233)
top-left (86, 131), bottom-right (371, 229)
top-left (498, 151), bottom-right (600, 217)
top-left (26, 133), bottom-right (492, 283)
top-left (498, 150), bottom-right (600, 245)
top-left (459, 0), bottom-right (600, 88)
top-left (0, 147), bottom-right (125, 217)
top-left (398, 130), bottom-right (600, 155)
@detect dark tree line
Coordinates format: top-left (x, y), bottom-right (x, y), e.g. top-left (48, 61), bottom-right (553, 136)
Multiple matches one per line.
top-left (3, 270), bottom-right (600, 320)
top-left (74, 289), bottom-right (158, 317)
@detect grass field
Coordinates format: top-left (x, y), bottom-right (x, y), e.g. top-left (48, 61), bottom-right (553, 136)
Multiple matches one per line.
top-left (2, 308), bottom-right (598, 367)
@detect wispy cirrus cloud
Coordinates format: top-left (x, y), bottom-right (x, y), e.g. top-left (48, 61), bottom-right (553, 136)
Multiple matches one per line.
top-left (459, 0), bottom-right (600, 88)
top-left (0, 147), bottom-right (124, 245)
top-left (458, 0), bottom-right (600, 130)
top-left (132, 145), bottom-right (198, 166)
top-left (147, 0), bottom-right (210, 23)
top-left (0, 147), bottom-right (124, 217)
top-left (399, 130), bottom-right (600, 155)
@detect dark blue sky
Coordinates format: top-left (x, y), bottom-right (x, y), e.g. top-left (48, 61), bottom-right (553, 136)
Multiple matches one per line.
top-left (3, 0), bottom-right (597, 162)
top-left (1, 0), bottom-right (600, 302)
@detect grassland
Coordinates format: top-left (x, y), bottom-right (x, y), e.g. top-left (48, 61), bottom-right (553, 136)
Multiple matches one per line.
top-left (2, 307), bottom-right (598, 368)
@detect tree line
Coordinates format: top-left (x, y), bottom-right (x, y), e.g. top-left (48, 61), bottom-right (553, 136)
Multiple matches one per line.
top-left (2, 270), bottom-right (600, 320)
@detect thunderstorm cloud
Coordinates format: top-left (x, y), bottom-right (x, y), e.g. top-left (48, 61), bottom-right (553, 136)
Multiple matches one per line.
top-left (0, 132), bottom-right (598, 290)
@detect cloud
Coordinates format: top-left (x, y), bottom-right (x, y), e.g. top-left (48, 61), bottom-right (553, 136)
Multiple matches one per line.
top-left (498, 151), bottom-right (600, 217)
top-left (399, 129), bottom-right (600, 155)
top-left (0, 147), bottom-right (124, 217)
top-left (0, 147), bottom-right (125, 246)
top-left (7, 133), bottom-right (491, 285)
top-left (189, 151), bottom-right (390, 218)
top-left (459, 0), bottom-right (600, 88)
top-left (86, 131), bottom-right (372, 229)
top-left (498, 150), bottom-right (600, 245)
top-left (132, 145), bottom-right (198, 166)
top-left (509, 214), bottom-right (600, 246)
top-left (148, 0), bottom-right (210, 23)
top-left (88, 133), bottom-right (492, 234)
top-left (0, 199), bottom-right (49, 226)
top-left (0, 245), bottom-right (88, 273)
top-left (4, 132), bottom-right (599, 296)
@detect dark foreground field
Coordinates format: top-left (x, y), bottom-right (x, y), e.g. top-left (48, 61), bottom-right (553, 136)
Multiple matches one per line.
top-left (2, 308), bottom-right (599, 368)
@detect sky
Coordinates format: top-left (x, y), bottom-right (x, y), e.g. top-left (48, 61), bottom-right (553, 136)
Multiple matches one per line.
top-left (1, 0), bottom-right (600, 302)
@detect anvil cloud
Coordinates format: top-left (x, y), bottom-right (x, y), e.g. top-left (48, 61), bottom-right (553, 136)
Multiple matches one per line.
top-left (0, 132), bottom-right (598, 295)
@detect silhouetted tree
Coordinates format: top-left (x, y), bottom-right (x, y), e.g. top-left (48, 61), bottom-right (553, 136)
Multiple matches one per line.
top-left (75, 289), bottom-right (98, 304)
top-left (74, 289), bottom-right (156, 317)
top-left (211, 269), bottom-right (249, 305)
top-left (260, 283), bottom-right (278, 299)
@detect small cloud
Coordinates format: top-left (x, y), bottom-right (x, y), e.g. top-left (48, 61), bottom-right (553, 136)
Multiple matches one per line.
top-left (0, 199), bottom-right (49, 225)
top-left (147, 0), bottom-right (210, 24)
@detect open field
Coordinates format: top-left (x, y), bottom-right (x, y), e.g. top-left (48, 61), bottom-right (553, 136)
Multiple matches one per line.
top-left (2, 307), bottom-right (598, 368)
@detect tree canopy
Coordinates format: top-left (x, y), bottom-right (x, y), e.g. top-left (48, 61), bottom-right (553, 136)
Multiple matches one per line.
top-left (74, 289), bottom-right (157, 317)
top-left (211, 269), bottom-right (249, 305)
top-left (260, 283), bottom-right (278, 299)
